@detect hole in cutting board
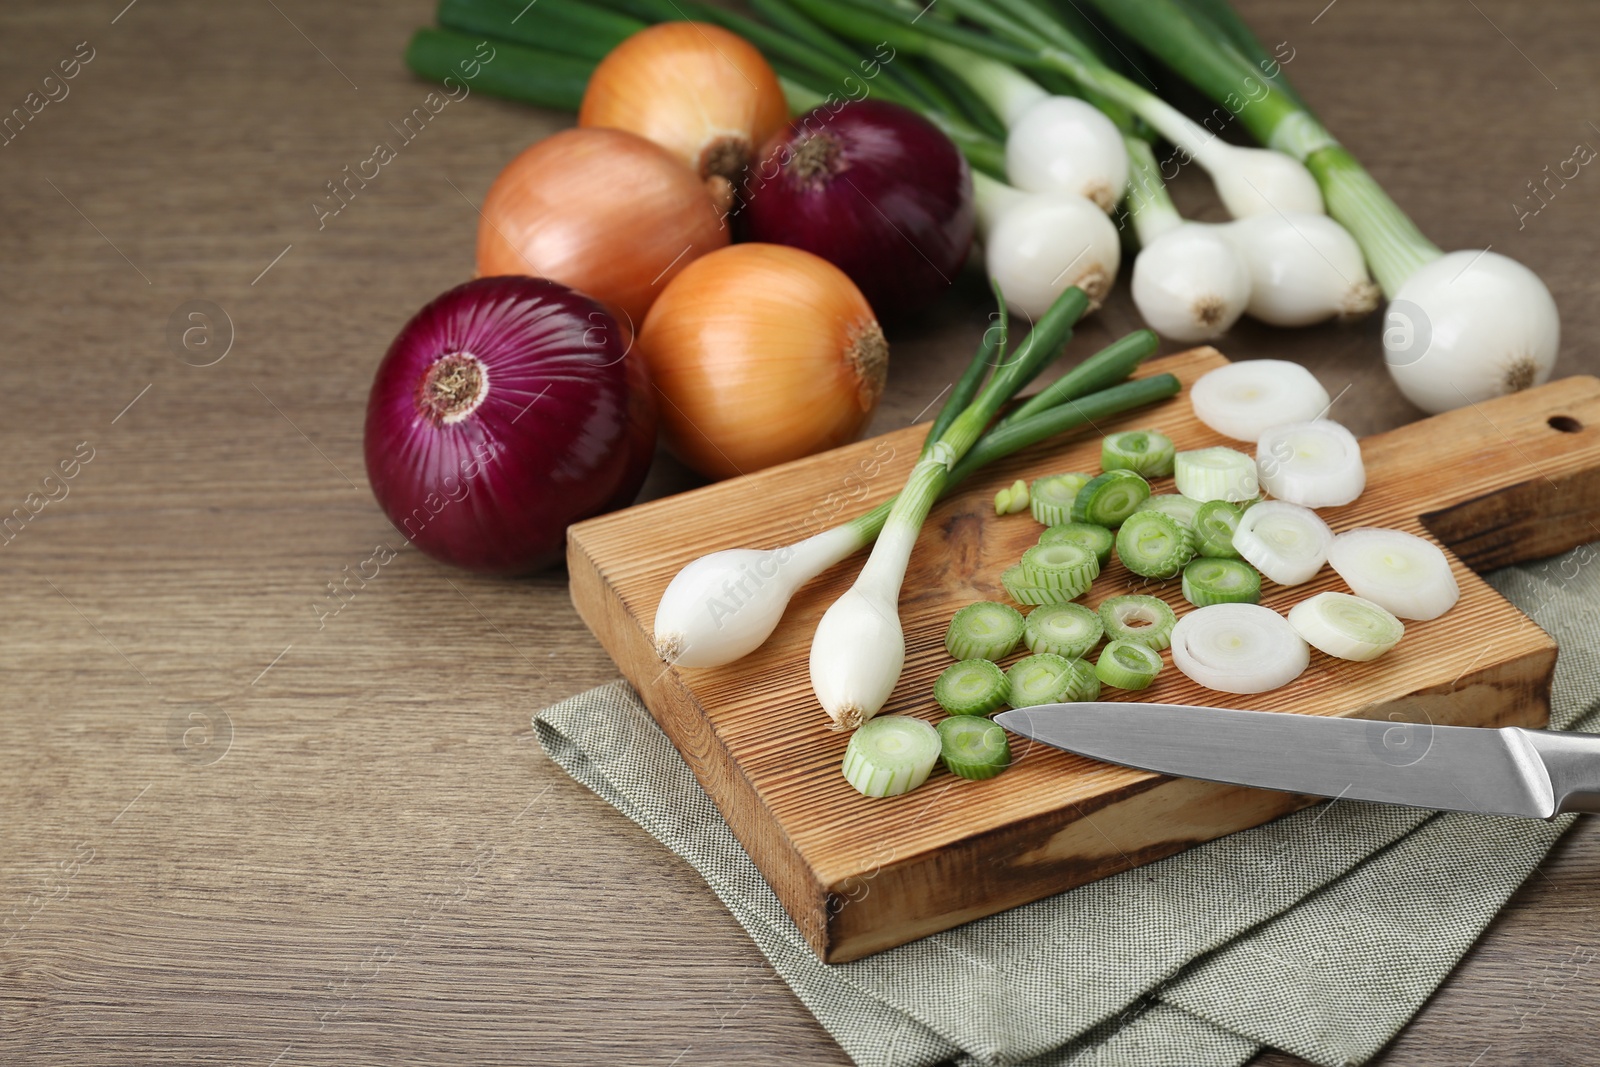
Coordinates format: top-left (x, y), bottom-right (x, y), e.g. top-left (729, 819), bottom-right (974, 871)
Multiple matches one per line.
top-left (1549, 415), bottom-right (1582, 433)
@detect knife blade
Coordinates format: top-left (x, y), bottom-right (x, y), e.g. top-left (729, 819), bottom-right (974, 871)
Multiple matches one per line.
top-left (993, 702), bottom-right (1600, 819)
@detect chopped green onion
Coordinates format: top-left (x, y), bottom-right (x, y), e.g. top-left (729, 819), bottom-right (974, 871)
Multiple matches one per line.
top-left (1094, 640), bottom-right (1163, 690)
top-left (1002, 565), bottom-right (1072, 606)
top-left (934, 658), bottom-right (1010, 716)
top-left (1191, 500), bottom-right (1243, 558)
top-left (1182, 557), bottom-right (1262, 607)
top-left (1286, 591), bottom-right (1405, 662)
top-left (1101, 429), bottom-right (1175, 477)
top-left (994, 478), bottom-right (1030, 516)
top-left (945, 601), bottom-right (1026, 661)
top-left (1098, 594), bottom-right (1177, 650)
top-left (1005, 652), bottom-right (1076, 706)
top-left (1133, 493), bottom-right (1202, 529)
top-left (1030, 472), bottom-right (1093, 525)
top-left (938, 715), bottom-right (1012, 780)
top-left (1071, 469), bottom-right (1152, 526)
top-left (1058, 656), bottom-right (1101, 702)
top-left (1114, 511), bottom-right (1195, 578)
top-left (841, 715), bottom-right (942, 798)
top-left (1023, 602), bottom-right (1104, 658)
top-left (1174, 447), bottom-right (1259, 502)
top-left (1039, 521), bottom-right (1114, 565)
top-left (1018, 542), bottom-right (1100, 594)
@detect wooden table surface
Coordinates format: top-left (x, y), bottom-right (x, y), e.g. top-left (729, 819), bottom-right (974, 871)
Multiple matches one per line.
top-left (2, 1), bottom-right (1596, 1064)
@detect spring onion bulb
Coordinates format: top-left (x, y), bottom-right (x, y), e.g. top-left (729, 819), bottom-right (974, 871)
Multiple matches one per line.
top-left (1255, 420), bottom-right (1365, 508)
top-left (1023, 602), bottom-right (1104, 659)
top-left (1288, 592), bottom-right (1405, 662)
top-left (934, 659), bottom-right (1010, 716)
top-left (1094, 640), bottom-right (1163, 690)
top-left (1231, 501), bottom-right (1333, 586)
top-left (1039, 522), bottom-right (1114, 565)
top-left (974, 172), bottom-right (1121, 318)
top-left (1327, 527), bottom-right (1460, 621)
top-left (1171, 603), bottom-right (1309, 694)
top-left (1384, 250), bottom-right (1560, 413)
top-left (938, 715), bottom-right (1013, 780)
top-left (1098, 595), bottom-right (1177, 650)
top-left (842, 715), bottom-right (941, 797)
top-left (1174, 447), bottom-right (1259, 503)
top-left (1223, 213), bottom-right (1380, 327)
top-left (1005, 96), bottom-right (1129, 211)
top-left (1101, 430), bottom-right (1175, 478)
top-left (1190, 360), bottom-right (1331, 442)
top-left (945, 601), bottom-right (1025, 661)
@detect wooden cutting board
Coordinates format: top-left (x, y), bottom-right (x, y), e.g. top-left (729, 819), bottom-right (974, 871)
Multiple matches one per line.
top-left (568, 348), bottom-right (1600, 963)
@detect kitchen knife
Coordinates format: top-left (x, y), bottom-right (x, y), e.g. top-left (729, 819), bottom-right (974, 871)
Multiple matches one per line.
top-left (993, 702), bottom-right (1600, 819)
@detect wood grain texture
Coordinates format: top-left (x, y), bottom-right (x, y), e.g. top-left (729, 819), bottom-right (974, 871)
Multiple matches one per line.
top-left (570, 351), bottom-right (1600, 962)
top-left (2, 0), bottom-right (1599, 1063)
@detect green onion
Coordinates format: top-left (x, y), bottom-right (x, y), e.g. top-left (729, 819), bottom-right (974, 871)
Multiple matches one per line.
top-left (1029, 472), bottom-right (1093, 525)
top-left (938, 715), bottom-right (1012, 780)
top-left (1174, 447), bottom-right (1259, 502)
top-left (1038, 522), bottom-right (1114, 565)
top-left (1133, 493), bottom-right (1202, 529)
top-left (404, 29), bottom-right (594, 111)
top-left (944, 601), bottom-right (1026, 661)
top-left (1060, 656), bottom-right (1101, 701)
top-left (841, 715), bottom-right (942, 798)
top-left (1094, 640), bottom-right (1163, 690)
top-left (1114, 511), bottom-right (1195, 579)
top-left (994, 478), bottom-right (1030, 516)
top-left (1191, 499), bottom-right (1243, 558)
top-left (1181, 557), bottom-right (1262, 607)
top-left (1005, 652), bottom-right (1075, 707)
top-left (438, 0), bottom-right (640, 60)
top-left (1101, 429), bottom-right (1176, 477)
top-left (1022, 602), bottom-right (1104, 658)
top-left (1071, 469), bottom-right (1151, 526)
top-left (1002, 565), bottom-right (1071, 607)
top-left (933, 658), bottom-right (1010, 716)
top-left (1018, 542), bottom-right (1100, 593)
top-left (1098, 594), bottom-right (1177, 650)
top-left (1000, 330), bottom-right (1160, 428)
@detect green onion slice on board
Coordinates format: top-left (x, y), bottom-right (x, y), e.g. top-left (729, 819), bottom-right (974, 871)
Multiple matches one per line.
top-left (945, 601), bottom-right (1025, 661)
top-left (841, 716), bottom-right (941, 798)
top-left (934, 658), bottom-right (1010, 716)
top-left (938, 715), bottom-right (1012, 780)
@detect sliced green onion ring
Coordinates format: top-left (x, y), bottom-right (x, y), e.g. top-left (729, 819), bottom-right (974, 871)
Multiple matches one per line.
top-left (938, 715), bottom-right (1012, 780)
top-left (994, 478), bottom-right (1031, 516)
top-left (1023, 602), bottom-right (1104, 658)
top-left (1134, 493), bottom-right (1203, 529)
top-left (1005, 653), bottom-right (1075, 707)
top-left (1175, 447), bottom-right (1259, 502)
top-left (1030, 471), bottom-right (1093, 525)
top-left (1001, 564), bottom-right (1073, 607)
top-left (1192, 499), bottom-right (1243, 558)
top-left (842, 715), bottom-right (941, 798)
top-left (1072, 469), bottom-right (1152, 526)
top-left (1101, 429), bottom-right (1176, 477)
top-left (1059, 656), bottom-right (1101, 702)
top-left (945, 601), bottom-right (1026, 661)
top-left (934, 658), bottom-right (1010, 715)
top-left (1019, 541), bottom-right (1101, 592)
top-left (1094, 640), bottom-right (1163, 690)
top-left (1115, 510), bottom-right (1195, 578)
top-left (1287, 591), bottom-right (1405, 661)
top-left (1098, 594), bottom-right (1177, 650)
top-left (1232, 500), bottom-right (1333, 586)
top-left (1170, 603), bottom-right (1310, 694)
top-left (1039, 521), bottom-right (1115, 565)
top-left (1182, 557), bottom-right (1262, 606)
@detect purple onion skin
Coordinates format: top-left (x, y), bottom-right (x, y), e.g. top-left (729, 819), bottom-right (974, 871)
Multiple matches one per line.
top-left (364, 276), bottom-right (656, 575)
top-left (742, 100), bottom-right (975, 322)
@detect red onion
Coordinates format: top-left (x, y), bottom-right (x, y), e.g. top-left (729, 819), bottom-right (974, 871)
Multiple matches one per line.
top-left (741, 100), bottom-right (975, 322)
top-left (364, 276), bottom-right (655, 575)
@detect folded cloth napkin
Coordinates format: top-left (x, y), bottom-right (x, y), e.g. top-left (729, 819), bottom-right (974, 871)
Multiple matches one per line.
top-left (535, 545), bottom-right (1600, 1067)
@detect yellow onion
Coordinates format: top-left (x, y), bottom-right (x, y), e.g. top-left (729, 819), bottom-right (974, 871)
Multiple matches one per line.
top-left (475, 127), bottom-right (727, 327)
top-left (638, 244), bottom-right (888, 480)
top-left (579, 22), bottom-right (787, 209)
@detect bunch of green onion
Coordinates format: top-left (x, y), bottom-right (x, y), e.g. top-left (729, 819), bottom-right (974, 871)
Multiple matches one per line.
top-left (406, 0), bottom-right (1558, 414)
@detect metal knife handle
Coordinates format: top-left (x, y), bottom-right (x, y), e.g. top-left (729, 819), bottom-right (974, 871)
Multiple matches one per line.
top-left (1510, 728), bottom-right (1600, 815)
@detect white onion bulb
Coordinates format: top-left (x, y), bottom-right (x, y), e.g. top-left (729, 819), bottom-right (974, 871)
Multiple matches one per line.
top-left (1327, 527), bottom-right (1460, 621)
top-left (1223, 213), bottom-right (1380, 326)
top-left (1201, 143), bottom-right (1324, 219)
top-left (1190, 360), bottom-right (1331, 442)
top-left (1384, 250), bottom-right (1560, 414)
top-left (1232, 501), bottom-right (1333, 586)
top-left (1131, 223), bottom-right (1251, 342)
top-left (1255, 420), bottom-right (1365, 508)
top-left (977, 178), bottom-right (1121, 319)
top-left (1171, 603), bottom-right (1310, 694)
top-left (1005, 96), bottom-right (1129, 213)
top-left (1288, 592), bottom-right (1404, 662)
top-left (809, 582), bottom-right (904, 732)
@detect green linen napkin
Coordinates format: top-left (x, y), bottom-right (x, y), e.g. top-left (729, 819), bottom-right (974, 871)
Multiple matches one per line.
top-left (535, 545), bottom-right (1600, 1067)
